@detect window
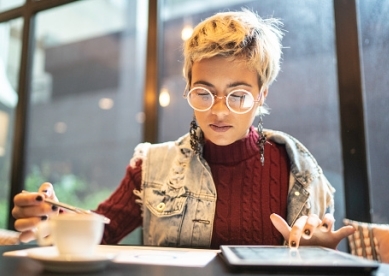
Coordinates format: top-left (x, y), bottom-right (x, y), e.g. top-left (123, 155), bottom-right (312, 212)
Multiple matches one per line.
top-left (358, 0), bottom-right (389, 224)
top-left (0, 18), bottom-right (23, 228)
top-left (25, 0), bottom-right (147, 211)
top-left (159, 0), bottom-right (346, 251)
top-left (0, 0), bottom-right (25, 12)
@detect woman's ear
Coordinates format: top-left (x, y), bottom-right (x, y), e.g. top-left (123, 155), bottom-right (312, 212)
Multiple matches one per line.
top-left (260, 87), bottom-right (269, 105)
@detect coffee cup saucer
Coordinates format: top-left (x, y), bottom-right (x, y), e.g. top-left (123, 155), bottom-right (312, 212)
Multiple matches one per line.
top-left (27, 246), bottom-right (116, 273)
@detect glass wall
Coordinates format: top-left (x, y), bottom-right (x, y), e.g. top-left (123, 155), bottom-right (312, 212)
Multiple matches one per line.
top-left (159, 0), bottom-right (346, 251)
top-left (358, 0), bottom-right (389, 224)
top-left (0, 0), bottom-right (25, 12)
top-left (25, 0), bottom-right (147, 214)
top-left (0, 18), bottom-right (23, 229)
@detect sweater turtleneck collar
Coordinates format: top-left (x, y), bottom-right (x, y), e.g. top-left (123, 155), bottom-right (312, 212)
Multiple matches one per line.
top-left (202, 126), bottom-right (260, 165)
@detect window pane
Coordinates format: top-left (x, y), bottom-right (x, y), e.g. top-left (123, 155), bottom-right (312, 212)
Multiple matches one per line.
top-left (159, 0), bottom-right (346, 250)
top-left (0, 0), bottom-right (25, 12)
top-left (0, 18), bottom-right (22, 228)
top-left (358, 0), bottom-right (389, 224)
top-left (26, 0), bottom-right (147, 212)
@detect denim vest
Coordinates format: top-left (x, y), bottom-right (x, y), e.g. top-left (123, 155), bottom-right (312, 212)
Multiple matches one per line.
top-left (131, 129), bottom-right (335, 248)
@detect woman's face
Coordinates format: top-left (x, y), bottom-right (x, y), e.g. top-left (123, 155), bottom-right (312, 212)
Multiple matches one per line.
top-left (190, 56), bottom-right (268, 146)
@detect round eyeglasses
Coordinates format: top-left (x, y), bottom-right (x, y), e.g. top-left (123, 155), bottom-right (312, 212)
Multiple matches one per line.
top-left (183, 87), bottom-right (261, 114)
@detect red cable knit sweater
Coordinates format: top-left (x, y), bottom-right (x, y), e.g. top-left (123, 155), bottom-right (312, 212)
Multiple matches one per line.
top-left (97, 127), bottom-right (289, 248)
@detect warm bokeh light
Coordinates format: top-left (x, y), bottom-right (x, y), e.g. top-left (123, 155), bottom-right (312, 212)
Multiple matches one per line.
top-left (99, 98), bottom-right (114, 110)
top-left (159, 88), bottom-right (171, 107)
top-left (181, 25), bottom-right (193, 41)
top-left (0, 111), bottom-right (9, 156)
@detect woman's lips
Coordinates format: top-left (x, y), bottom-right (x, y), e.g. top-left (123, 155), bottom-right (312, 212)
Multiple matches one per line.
top-left (209, 124), bottom-right (232, 132)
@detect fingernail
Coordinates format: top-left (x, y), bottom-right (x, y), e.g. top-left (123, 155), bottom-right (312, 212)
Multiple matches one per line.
top-left (321, 223), bottom-right (329, 231)
top-left (41, 215), bottom-right (48, 221)
top-left (35, 195), bottom-right (43, 202)
top-left (51, 205), bottom-right (58, 211)
top-left (290, 241), bottom-right (297, 247)
top-left (304, 229), bottom-right (311, 236)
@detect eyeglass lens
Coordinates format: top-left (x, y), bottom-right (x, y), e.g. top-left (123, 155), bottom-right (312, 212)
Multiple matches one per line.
top-left (187, 88), bottom-right (255, 114)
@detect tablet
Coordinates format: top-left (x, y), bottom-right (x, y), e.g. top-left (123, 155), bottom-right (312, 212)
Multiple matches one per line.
top-left (220, 245), bottom-right (379, 275)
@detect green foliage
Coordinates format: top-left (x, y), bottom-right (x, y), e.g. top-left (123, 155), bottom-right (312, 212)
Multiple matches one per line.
top-left (24, 165), bottom-right (111, 211)
top-left (0, 165), bottom-right (112, 229)
top-left (0, 162), bottom-right (10, 229)
top-left (24, 166), bottom-right (47, 192)
top-left (0, 200), bottom-right (8, 229)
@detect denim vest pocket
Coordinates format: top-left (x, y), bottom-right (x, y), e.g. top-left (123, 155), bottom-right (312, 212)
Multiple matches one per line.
top-left (287, 181), bottom-right (310, 226)
top-left (144, 183), bottom-right (188, 217)
top-left (143, 183), bottom-right (188, 246)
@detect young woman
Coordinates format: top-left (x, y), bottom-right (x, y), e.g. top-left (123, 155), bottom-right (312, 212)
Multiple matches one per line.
top-left (12, 9), bottom-right (354, 249)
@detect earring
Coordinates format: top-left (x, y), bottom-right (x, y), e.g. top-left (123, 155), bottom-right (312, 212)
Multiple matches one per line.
top-left (257, 115), bottom-right (266, 166)
top-left (190, 115), bottom-right (203, 155)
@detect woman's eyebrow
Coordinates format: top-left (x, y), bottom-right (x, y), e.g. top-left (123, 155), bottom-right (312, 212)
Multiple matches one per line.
top-left (192, 80), bottom-right (214, 87)
top-left (226, 81), bottom-right (252, 88)
top-left (192, 81), bottom-right (252, 88)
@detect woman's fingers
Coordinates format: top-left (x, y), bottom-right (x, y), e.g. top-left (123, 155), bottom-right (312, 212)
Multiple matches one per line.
top-left (12, 197), bottom-right (54, 219)
top-left (334, 225), bottom-right (356, 240)
top-left (38, 182), bottom-right (58, 201)
top-left (12, 182), bottom-right (59, 245)
top-left (18, 230), bottom-right (36, 243)
top-left (271, 213), bottom-right (323, 248)
top-left (14, 217), bottom-right (46, 232)
top-left (320, 213), bottom-right (335, 232)
top-left (14, 192), bottom-right (44, 207)
top-left (12, 183), bottom-right (60, 244)
top-left (270, 213), bottom-right (292, 241)
top-left (289, 216), bottom-right (308, 248)
top-left (271, 213), bottom-right (356, 250)
top-left (301, 214), bottom-right (321, 239)
top-left (13, 194), bottom-right (44, 218)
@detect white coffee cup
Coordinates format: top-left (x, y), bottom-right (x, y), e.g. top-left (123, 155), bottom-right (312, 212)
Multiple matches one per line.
top-left (36, 213), bottom-right (107, 257)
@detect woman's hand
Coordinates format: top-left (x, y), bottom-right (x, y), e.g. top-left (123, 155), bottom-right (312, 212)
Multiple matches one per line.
top-left (270, 213), bottom-right (355, 249)
top-left (12, 182), bottom-right (59, 243)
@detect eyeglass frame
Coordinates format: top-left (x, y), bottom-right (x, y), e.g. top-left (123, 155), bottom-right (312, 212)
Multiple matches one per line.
top-left (183, 86), bottom-right (263, 114)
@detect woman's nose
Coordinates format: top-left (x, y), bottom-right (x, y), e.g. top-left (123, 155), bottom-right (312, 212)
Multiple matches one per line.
top-left (211, 96), bottom-right (230, 115)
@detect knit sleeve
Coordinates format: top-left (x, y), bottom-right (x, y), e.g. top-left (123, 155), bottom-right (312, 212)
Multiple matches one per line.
top-left (96, 159), bottom-right (143, 245)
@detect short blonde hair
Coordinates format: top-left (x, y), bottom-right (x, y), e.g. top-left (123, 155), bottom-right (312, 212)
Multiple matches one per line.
top-left (183, 9), bottom-right (284, 92)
